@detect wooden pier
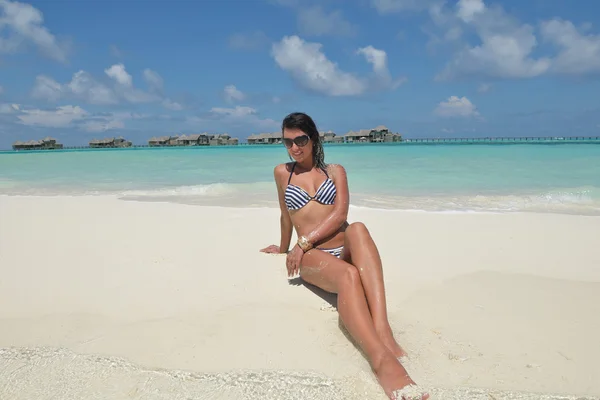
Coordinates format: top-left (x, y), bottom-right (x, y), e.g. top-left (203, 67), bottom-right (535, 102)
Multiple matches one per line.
top-left (399, 136), bottom-right (600, 144)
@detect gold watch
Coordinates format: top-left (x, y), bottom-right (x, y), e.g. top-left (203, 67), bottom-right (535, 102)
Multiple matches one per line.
top-left (297, 236), bottom-right (313, 252)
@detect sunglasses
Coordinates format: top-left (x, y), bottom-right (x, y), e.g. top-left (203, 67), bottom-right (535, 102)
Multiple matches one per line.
top-left (282, 135), bottom-right (310, 149)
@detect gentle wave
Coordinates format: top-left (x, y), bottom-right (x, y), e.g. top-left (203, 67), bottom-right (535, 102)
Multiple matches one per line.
top-left (0, 347), bottom-right (594, 400)
top-left (2, 182), bottom-right (600, 215)
top-left (350, 186), bottom-right (600, 215)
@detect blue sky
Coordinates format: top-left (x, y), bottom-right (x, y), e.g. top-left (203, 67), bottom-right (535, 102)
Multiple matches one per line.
top-left (1, 0), bottom-right (599, 148)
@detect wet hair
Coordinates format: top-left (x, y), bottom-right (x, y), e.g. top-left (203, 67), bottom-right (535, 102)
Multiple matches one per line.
top-left (281, 112), bottom-right (327, 171)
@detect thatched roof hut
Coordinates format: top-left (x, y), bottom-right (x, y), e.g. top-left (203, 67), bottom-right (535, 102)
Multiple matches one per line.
top-left (12, 137), bottom-right (63, 150)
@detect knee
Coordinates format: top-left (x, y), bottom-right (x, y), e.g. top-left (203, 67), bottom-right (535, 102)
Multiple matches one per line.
top-left (347, 221), bottom-right (370, 239)
top-left (340, 266), bottom-right (361, 289)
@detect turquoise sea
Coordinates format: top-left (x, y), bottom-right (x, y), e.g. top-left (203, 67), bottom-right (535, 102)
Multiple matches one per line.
top-left (1, 142), bottom-right (599, 215)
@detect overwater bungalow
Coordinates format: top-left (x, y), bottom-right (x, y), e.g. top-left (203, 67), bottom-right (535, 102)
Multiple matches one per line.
top-left (148, 136), bottom-right (175, 146)
top-left (320, 130), bottom-right (344, 143)
top-left (247, 132), bottom-right (282, 145)
top-left (247, 130), bottom-right (345, 144)
top-left (12, 137), bottom-right (64, 151)
top-left (209, 133), bottom-right (239, 146)
top-left (89, 137), bottom-right (132, 148)
top-left (173, 134), bottom-right (209, 146)
top-left (344, 126), bottom-right (402, 143)
top-left (150, 133), bottom-right (238, 147)
top-left (246, 127), bottom-right (398, 144)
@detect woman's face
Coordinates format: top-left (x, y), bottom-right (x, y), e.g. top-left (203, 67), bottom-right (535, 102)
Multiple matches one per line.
top-left (283, 128), bottom-right (312, 163)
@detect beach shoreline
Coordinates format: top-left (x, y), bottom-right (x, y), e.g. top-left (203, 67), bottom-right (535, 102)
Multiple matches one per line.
top-left (1, 195), bottom-right (599, 399)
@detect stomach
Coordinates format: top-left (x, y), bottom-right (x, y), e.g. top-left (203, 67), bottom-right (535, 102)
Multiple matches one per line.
top-left (290, 203), bottom-right (348, 249)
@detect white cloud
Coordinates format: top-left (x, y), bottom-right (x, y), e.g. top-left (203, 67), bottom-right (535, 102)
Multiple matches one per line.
top-left (82, 118), bottom-right (125, 133)
top-left (17, 105), bottom-right (88, 128)
top-left (33, 72), bottom-right (118, 105)
top-left (540, 19), bottom-right (600, 75)
top-left (434, 96), bottom-right (480, 118)
top-left (81, 112), bottom-right (144, 132)
top-left (6, 103), bottom-right (144, 131)
top-left (456, 0), bottom-right (484, 23)
top-left (223, 85), bottom-right (245, 103)
top-left (272, 36), bottom-right (365, 96)
top-left (435, 0), bottom-right (551, 80)
top-left (0, 0), bottom-right (69, 62)
top-left (297, 6), bottom-right (356, 37)
top-left (271, 35), bottom-right (403, 96)
top-left (356, 45), bottom-right (406, 89)
top-left (0, 103), bottom-right (18, 114)
top-left (190, 106), bottom-right (279, 130)
top-left (162, 98), bottom-right (183, 110)
top-left (143, 69), bottom-right (164, 92)
top-left (105, 64), bottom-right (132, 87)
top-left (210, 106), bottom-right (257, 118)
top-left (271, 1), bottom-right (355, 37)
top-left (31, 64), bottom-right (174, 107)
top-left (423, 1), bottom-right (600, 80)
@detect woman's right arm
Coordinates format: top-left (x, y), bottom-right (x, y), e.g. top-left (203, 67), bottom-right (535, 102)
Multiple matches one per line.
top-left (260, 164), bottom-right (293, 254)
top-left (275, 164), bottom-right (293, 253)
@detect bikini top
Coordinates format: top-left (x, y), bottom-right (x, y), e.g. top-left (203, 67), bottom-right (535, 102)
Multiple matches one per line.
top-left (285, 163), bottom-right (337, 210)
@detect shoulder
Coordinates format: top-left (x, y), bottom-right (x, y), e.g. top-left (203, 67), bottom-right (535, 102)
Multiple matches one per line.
top-left (326, 163), bottom-right (347, 178)
top-left (274, 162), bottom-right (294, 183)
top-left (274, 162), bottom-right (294, 175)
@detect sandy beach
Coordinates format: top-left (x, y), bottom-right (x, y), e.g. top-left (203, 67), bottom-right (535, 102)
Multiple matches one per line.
top-left (1, 195), bottom-right (599, 399)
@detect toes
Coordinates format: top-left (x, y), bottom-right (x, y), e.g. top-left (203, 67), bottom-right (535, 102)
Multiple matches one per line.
top-left (392, 385), bottom-right (429, 400)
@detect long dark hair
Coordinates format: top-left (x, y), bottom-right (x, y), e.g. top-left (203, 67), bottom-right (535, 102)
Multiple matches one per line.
top-left (281, 112), bottom-right (327, 171)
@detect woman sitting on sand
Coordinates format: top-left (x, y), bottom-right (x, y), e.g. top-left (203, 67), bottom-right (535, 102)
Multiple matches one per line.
top-left (260, 112), bottom-right (429, 400)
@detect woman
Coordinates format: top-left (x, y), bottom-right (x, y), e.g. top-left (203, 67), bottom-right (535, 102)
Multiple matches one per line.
top-left (260, 112), bottom-right (429, 400)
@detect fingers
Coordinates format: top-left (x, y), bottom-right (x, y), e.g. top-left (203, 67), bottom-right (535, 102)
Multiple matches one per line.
top-left (260, 245), bottom-right (278, 253)
top-left (287, 254), bottom-right (293, 277)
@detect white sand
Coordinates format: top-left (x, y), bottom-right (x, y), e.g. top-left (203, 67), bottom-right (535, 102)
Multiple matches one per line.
top-left (1, 195), bottom-right (599, 399)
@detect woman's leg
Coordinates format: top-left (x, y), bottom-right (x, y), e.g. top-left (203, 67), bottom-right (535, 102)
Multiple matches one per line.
top-left (342, 222), bottom-right (407, 358)
top-left (300, 249), bottom-right (428, 400)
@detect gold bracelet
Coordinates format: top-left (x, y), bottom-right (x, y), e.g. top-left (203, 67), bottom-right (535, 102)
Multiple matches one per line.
top-left (297, 235), bottom-right (313, 252)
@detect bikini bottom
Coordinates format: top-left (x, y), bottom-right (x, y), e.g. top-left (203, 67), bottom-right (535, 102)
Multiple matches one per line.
top-left (317, 245), bottom-right (344, 259)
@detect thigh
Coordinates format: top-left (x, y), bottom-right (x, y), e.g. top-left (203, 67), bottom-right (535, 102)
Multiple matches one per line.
top-left (300, 248), bottom-right (355, 294)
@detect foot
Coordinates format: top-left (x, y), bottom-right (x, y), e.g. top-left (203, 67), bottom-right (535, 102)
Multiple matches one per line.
top-left (377, 326), bottom-right (408, 359)
top-left (372, 353), bottom-right (429, 400)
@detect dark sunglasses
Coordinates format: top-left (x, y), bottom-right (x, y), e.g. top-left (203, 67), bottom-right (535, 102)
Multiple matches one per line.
top-left (282, 135), bottom-right (310, 149)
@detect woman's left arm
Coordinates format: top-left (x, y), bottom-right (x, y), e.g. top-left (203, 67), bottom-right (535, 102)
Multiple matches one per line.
top-left (304, 164), bottom-right (350, 246)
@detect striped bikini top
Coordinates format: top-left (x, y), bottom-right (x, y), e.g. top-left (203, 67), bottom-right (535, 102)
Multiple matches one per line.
top-left (285, 163), bottom-right (337, 210)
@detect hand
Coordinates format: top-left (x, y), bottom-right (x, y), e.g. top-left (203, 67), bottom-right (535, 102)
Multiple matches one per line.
top-left (286, 245), bottom-right (304, 278)
top-left (260, 244), bottom-right (281, 254)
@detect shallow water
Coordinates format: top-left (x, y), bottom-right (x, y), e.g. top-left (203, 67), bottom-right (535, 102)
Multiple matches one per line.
top-left (1, 143), bottom-right (599, 215)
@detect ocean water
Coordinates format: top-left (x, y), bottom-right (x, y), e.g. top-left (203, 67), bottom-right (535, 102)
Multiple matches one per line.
top-left (1, 143), bottom-right (599, 215)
